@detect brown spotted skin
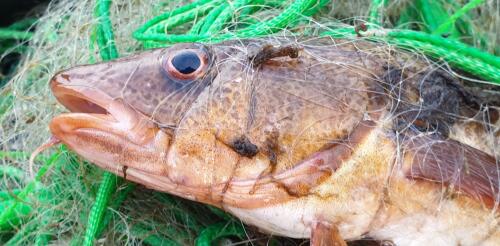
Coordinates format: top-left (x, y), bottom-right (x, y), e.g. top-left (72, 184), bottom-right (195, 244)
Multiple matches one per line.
top-left (49, 37), bottom-right (500, 245)
top-left (51, 43), bottom-right (216, 127)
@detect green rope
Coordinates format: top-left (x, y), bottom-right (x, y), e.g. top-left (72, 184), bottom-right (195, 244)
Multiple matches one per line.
top-left (0, 189), bottom-right (21, 201)
top-left (189, 3), bottom-right (227, 34)
top-left (386, 36), bottom-right (500, 83)
top-left (416, 0), bottom-right (461, 38)
top-left (0, 199), bottom-right (33, 230)
top-left (153, 0), bottom-right (222, 32)
top-left (0, 164), bottom-right (25, 181)
top-left (134, 0), bottom-right (327, 47)
top-left (433, 0), bottom-right (485, 36)
top-left (94, 0), bottom-right (118, 60)
top-left (0, 29), bottom-right (33, 40)
top-left (118, 223), bottom-right (180, 246)
top-left (133, 0), bottom-right (224, 41)
top-left (194, 222), bottom-right (246, 246)
top-left (386, 29), bottom-right (500, 69)
top-left (206, 0), bottom-right (251, 34)
top-left (154, 4), bottom-right (219, 33)
top-left (82, 172), bottom-right (119, 246)
top-left (95, 183), bottom-right (136, 236)
top-left (232, 0), bottom-right (318, 37)
top-left (82, 0), bottom-right (133, 245)
top-left (320, 27), bottom-right (500, 83)
top-left (0, 152), bottom-right (60, 230)
top-left (368, 0), bottom-right (387, 25)
top-left (4, 220), bottom-right (38, 246)
top-left (302, 0), bottom-right (329, 16)
top-left (7, 18), bottom-right (37, 30)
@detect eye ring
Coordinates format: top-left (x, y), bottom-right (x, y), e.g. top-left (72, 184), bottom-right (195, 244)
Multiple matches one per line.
top-left (163, 48), bottom-right (210, 82)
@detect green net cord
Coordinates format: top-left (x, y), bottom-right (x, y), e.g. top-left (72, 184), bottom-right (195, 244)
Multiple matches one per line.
top-left (4, 220), bottom-right (38, 246)
top-left (134, 0), bottom-right (225, 41)
top-left (321, 28), bottom-right (500, 84)
top-left (386, 30), bottom-right (500, 75)
top-left (433, 0), bottom-right (485, 36)
top-left (95, 183), bottom-right (136, 236)
top-left (368, 0), bottom-right (387, 26)
top-left (0, 152), bottom-right (60, 230)
top-left (0, 164), bottom-right (24, 181)
top-left (82, 0), bottom-right (131, 245)
top-left (235, 0), bottom-right (317, 37)
top-left (194, 222), bottom-right (246, 246)
top-left (82, 172), bottom-right (119, 246)
top-left (7, 18), bottom-right (37, 30)
top-left (206, 0), bottom-right (251, 34)
top-left (0, 29), bottom-right (33, 40)
top-left (0, 189), bottom-right (21, 201)
top-left (134, 0), bottom-right (327, 47)
top-left (387, 36), bottom-right (500, 83)
top-left (386, 30), bottom-right (500, 70)
top-left (94, 0), bottom-right (118, 60)
top-left (189, 3), bottom-right (227, 34)
top-left (152, 3), bottom-right (220, 34)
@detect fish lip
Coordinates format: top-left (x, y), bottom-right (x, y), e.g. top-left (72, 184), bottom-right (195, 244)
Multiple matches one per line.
top-left (49, 75), bottom-right (154, 145)
top-left (50, 76), bottom-right (114, 117)
top-left (49, 75), bottom-right (172, 174)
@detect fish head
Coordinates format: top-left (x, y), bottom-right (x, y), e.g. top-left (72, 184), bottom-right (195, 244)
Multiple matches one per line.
top-left (49, 39), bottom-right (374, 207)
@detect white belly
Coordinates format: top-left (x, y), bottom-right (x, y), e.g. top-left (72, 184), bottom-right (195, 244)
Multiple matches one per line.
top-left (226, 197), bottom-right (500, 245)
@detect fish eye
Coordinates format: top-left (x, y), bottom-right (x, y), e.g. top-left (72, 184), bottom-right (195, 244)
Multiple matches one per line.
top-left (162, 48), bottom-right (209, 82)
top-left (171, 51), bottom-right (200, 74)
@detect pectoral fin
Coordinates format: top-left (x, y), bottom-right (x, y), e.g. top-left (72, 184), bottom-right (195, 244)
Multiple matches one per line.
top-left (403, 134), bottom-right (499, 207)
top-left (310, 221), bottom-right (347, 246)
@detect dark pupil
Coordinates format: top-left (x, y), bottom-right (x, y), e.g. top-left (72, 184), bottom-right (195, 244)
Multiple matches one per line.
top-left (171, 51), bottom-right (201, 74)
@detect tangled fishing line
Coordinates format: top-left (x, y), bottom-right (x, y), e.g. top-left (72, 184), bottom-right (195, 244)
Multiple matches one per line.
top-left (0, 0), bottom-right (499, 245)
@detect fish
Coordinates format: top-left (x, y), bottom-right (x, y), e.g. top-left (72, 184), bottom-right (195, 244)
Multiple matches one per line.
top-left (47, 37), bottom-right (500, 245)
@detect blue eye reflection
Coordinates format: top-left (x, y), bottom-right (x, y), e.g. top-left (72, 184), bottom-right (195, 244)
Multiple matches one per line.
top-left (171, 51), bottom-right (201, 74)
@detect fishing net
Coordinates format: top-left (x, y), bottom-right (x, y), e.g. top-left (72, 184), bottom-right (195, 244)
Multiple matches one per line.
top-left (0, 0), bottom-right (499, 245)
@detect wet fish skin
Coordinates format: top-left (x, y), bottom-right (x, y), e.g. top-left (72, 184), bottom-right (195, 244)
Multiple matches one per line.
top-left (48, 37), bottom-right (500, 245)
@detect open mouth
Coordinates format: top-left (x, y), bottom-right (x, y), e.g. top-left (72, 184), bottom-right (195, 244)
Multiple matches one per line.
top-left (46, 71), bottom-right (344, 209)
top-left (50, 76), bottom-right (121, 122)
top-left (48, 73), bottom-right (173, 174)
top-left (48, 73), bottom-right (162, 152)
top-left (51, 85), bottom-right (109, 115)
top-left (50, 74), bottom-right (143, 132)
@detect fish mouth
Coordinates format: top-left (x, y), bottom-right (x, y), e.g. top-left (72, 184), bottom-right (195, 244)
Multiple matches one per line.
top-left (48, 75), bottom-right (227, 205)
top-left (49, 75), bottom-right (170, 175)
top-left (49, 78), bottom-right (149, 145)
top-left (49, 75), bottom-right (110, 115)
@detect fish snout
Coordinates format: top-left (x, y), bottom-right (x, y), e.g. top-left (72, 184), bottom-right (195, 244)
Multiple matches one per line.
top-left (49, 58), bottom-right (175, 177)
top-left (48, 46), bottom-right (228, 204)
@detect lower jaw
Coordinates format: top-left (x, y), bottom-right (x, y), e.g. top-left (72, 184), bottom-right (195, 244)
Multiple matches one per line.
top-left (49, 113), bottom-right (171, 174)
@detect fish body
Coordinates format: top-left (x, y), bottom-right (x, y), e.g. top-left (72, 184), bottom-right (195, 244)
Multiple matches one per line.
top-left (48, 37), bottom-right (500, 245)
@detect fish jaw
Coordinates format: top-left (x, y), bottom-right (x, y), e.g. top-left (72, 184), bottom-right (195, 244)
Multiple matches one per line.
top-left (46, 39), bottom-right (383, 210)
top-left (47, 41), bottom-right (240, 206)
top-left (49, 73), bottom-right (229, 205)
top-left (49, 76), bottom-right (171, 176)
top-left (47, 67), bottom-right (351, 209)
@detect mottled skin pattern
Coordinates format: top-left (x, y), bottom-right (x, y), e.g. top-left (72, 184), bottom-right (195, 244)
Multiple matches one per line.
top-left (48, 37), bottom-right (500, 245)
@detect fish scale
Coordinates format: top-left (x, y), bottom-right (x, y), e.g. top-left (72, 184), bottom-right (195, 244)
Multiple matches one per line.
top-left (48, 37), bottom-right (499, 245)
